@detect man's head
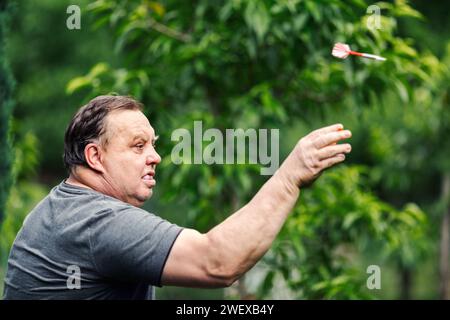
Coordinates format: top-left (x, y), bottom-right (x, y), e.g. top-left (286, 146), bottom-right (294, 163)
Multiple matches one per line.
top-left (64, 95), bottom-right (161, 207)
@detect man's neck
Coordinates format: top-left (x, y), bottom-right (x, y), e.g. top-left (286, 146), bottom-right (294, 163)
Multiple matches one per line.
top-left (66, 167), bottom-right (109, 194)
top-left (66, 167), bottom-right (135, 206)
top-left (66, 173), bottom-right (94, 190)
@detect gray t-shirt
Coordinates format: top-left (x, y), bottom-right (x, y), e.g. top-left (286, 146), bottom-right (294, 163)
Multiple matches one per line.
top-left (2, 181), bottom-right (183, 300)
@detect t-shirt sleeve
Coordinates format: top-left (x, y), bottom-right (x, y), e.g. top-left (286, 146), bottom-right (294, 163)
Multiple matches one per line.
top-left (88, 204), bottom-right (183, 286)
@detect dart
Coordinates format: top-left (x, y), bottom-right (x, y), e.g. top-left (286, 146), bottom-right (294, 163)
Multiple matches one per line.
top-left (332, 43), bottom-right (386, 61)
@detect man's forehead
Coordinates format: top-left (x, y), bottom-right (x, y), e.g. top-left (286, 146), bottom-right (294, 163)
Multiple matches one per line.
top-left (106, 109), bottom-right (155, 139)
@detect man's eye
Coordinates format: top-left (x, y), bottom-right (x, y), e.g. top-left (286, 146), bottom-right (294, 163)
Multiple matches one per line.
top-left (135, 144), bottom-right (144, 149)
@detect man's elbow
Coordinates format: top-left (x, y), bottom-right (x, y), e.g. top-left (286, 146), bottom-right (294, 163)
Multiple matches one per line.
top-left (203, 236), bottom-right (243, 287)
top-left (205, 256), bottom-right (246, 287)
top-left (205, 267), bottom-right (241, 288)
top-left (223, 277), bottom-right (239, 288)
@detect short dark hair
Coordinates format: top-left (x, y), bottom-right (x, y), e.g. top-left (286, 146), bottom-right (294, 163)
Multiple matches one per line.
top-left (63, 95), bottom-right (143, 172)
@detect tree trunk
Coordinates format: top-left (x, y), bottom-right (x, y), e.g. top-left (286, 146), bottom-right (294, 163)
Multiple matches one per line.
top-left (439, 172), bottom-right (450, 299)
top-left (400, 266), bottom-right (412, 300)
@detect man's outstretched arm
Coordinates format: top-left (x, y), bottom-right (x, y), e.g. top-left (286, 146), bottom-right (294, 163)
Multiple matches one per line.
top-left (161, 124), bottom-right (352, 288)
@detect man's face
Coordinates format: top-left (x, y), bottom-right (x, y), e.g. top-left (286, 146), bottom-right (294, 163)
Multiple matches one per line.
top-left (99, 109), bottom-right (161, 207)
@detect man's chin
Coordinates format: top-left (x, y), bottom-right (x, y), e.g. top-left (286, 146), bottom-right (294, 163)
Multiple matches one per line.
top-left (132, 190), bottom-right (153, 207)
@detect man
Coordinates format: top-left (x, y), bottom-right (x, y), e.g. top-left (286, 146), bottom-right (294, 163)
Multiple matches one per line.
top-left (3, 95), bottom-right (352, 299)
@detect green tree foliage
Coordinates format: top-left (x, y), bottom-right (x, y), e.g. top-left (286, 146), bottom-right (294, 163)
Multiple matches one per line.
top-left (0, 124), bottom-right (48, 295)
top-left (260, 166), bottom-right (427, 299)
top-left (67, 0), bottom-right (438, 298)
top-left (8, 0), bottom-right (118, 179)
top-left (347, 43), bottom-right (450, 298)
top-left (0, 1), bottom-right (15, 225)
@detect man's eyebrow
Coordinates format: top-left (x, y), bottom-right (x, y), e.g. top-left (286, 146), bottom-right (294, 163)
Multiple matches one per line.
top-left (132, 134), bottom-right (149, 141)
top-left (131, 133), bottom-right (158, 143)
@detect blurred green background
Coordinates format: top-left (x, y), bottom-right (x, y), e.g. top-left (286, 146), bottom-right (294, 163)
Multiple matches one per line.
top-left (0, 0), bottom-right (449, 299)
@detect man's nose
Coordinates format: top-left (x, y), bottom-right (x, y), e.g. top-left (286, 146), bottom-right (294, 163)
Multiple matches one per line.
top-left (146, 150), bottom-right (161, 165)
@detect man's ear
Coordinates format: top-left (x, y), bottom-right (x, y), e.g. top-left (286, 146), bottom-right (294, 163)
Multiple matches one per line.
top-left (84, 143), bottom-right (105, 173)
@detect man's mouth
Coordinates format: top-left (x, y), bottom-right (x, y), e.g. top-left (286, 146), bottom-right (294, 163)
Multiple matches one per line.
top-left (142, 173), bottom-right (156, 187)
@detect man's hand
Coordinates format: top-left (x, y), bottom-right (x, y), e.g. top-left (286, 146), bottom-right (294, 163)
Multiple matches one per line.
top-left (280, 123), bottom-right (352, 188)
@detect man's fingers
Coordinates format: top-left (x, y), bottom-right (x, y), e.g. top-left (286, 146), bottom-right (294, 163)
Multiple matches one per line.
top-left (311, 123), bottom-right (344, 136)
top-left (313, 130), bottom-right (352, 149)
top-left (317, 144), bottom-right (351, 160)
top-left (321, 154), bottom-right (346, 169)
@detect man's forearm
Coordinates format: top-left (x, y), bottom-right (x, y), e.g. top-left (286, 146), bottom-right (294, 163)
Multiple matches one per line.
top-left (205, 165), bottom-right (300, 283)
top-left (203, 124), bottom-right (351, 284)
